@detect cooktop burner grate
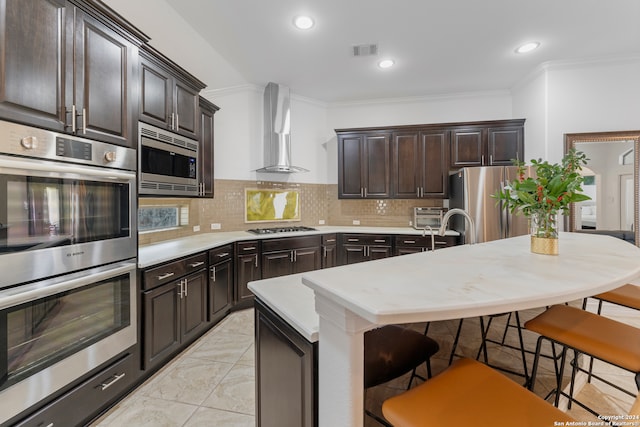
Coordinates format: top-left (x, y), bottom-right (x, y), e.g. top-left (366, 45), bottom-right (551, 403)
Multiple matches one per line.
top-left (247, 226), bottom-right (317, 235)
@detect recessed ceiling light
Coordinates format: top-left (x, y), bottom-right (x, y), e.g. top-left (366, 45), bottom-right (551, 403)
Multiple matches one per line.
top-left (378, 59), bottom-right (395, 69)
top-left (515, 42), bottom-right (540, 54)
top-left (293, 15), bottom-right (314, 30)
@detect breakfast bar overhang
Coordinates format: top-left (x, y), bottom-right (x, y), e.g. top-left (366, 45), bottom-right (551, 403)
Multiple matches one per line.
top-left (300, 233), bottom-right (640, 427)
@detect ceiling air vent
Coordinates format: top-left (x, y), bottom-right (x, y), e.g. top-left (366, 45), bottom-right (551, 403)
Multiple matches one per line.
top-left (352, 44), bottom-right (378, 57)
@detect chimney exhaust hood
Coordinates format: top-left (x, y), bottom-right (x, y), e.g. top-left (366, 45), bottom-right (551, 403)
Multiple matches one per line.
top-left (256, 82), bottom-right (309, 173)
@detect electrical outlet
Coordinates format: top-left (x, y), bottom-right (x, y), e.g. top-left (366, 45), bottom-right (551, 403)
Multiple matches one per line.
top-left (318, 219), bottom-right (326, 225)
top-left (211, 223), bottom-right (221, 230)
top-left (353, 220), bottom-right (360, 225)
top-left (193, 225), bottom-right (200, 232)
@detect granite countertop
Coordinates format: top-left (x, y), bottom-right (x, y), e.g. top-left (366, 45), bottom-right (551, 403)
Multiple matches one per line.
top-left (138, 226), bottom-right (460, 268)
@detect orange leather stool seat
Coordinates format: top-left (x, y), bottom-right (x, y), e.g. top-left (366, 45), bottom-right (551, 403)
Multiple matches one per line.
top-left (524, 304), bottom-right (640, 373)
top-left (594, 283), bottom-right (640, 310)
top-left (382, 358), bottom-right (575, 427)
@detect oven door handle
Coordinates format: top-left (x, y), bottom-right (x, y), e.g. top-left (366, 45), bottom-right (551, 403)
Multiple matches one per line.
top-left (0, 155), bottom-right (135, 181)
top-left (0, 262), bottom-right (136, 310)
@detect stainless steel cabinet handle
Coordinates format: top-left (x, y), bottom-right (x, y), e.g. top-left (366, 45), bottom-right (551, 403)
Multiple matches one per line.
top-left (217, 252), bottom-right (229, 258)
top-left (175, 114), bottom-right (179, 130)
top-left (347, 238), bottom-right (359, 242)
top-left (416, 187), bottom-right (420, 197)
top-left (361, 188), bottom-right (364, 197)
top-left (254, 254), bottom-right (258, 268)
top-left (364, 187), bottom-right (368, 197)
top-left (188, 261), bottom-right (204, 268)
top-left (244, 246), bottom-right (256, 251)
top-left (404, 240), bottom-right (416, 244)
top-left (98, 373), bottom-right (126, 391)
top-left (183, 279), bottom-right (188, 297)
top-left (325, 239), bottom-right (335, 243)
top-left (157, 272), bottom-right (175, 280)
top-left (81, 108), bottom-right (87, 134)
top-left (177, 281), bottom-right (183, 298)
top-left (210, 266), bottom-right (216, 282)
top-left (290, 250), bottom-right (294, 263)
top-left (323, 247), bottom-right (327, 257)
top-left (171, 113), bottom-right (175, 129)
top-left (481, 154), bottom-right (485, 165)
top-left (71, 105), bottom-right (77, 133)
top-left (490, 154), bottom-right (493, 164)
top-left (374, 239), bottom-right (386, 243)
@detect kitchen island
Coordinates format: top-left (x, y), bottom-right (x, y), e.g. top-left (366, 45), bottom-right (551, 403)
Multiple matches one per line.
top-left (249, 232), bottom-right (640, 427)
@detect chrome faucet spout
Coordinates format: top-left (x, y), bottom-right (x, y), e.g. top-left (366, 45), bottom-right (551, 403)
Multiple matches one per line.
top-left (438, 208), bottom-right (476, 245)
top-left (423, 225), bottom-right (435, 251)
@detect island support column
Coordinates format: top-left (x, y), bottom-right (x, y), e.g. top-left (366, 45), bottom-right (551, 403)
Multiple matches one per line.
top-left (315, 293), bottom-right (376, 427)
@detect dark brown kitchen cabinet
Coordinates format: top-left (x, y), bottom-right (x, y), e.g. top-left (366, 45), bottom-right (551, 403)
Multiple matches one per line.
top-left (139, 45), bottom-right (205, 140)
top-left (198, 97), bottom-right (220, 197)
top-left (209, 244), bottom-right (233, 323)
top-left (339, 234), bottom-right (392, 265)
top-left (0, 0), bottom-right (145, 147)
top-left (337, 131), bottom-right (391, 199)
top-left (261, 236), bottom-right (322, 280)
top-left (394, 234), bottom-right (459, 256)
top-left (235, 240), bottom-right (261, 308)
top-left (322, 234), bottom-right (338, 269)
top-left (255, 299), bottom-right (317, 427)
top-left (142, 252), bottom-right (208, 370)
top-left (450, 119), bottom-right (525, 168)
top-left (392, 130), bottom-right (449, 198)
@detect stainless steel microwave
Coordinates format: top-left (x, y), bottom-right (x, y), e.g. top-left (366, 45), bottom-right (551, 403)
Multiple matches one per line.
top-left (413, 207), bottom-right (447, 230)
top-left (138, 122), bottom-right (199, 196)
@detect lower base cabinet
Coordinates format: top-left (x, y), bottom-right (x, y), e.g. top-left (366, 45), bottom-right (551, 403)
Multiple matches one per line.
top-left (255, 299), bottom-right (317, 427)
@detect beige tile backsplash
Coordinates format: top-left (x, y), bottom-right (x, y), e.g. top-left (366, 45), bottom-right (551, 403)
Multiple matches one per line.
top-left (139, 179), bottom-right (443, 245)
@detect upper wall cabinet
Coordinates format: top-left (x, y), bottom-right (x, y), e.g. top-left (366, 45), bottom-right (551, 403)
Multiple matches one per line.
top-left (392, 129), bottom-right (449, 198)
top-left (139, 46), bottom-right (205, 140)
top-left (337, 131), bottom-right (391, 199)
top-left (198, 96), bottom-right (220, 198)
top-left (0, 0), bottom-right (146, 148)
top-left (337, 119), bottom-right (524, 199)
top-left (450, 119), bottom-right (525, 168)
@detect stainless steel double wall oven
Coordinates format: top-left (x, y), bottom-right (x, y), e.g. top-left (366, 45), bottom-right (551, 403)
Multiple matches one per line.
top-left (0, 120), bottom-right (137, 424)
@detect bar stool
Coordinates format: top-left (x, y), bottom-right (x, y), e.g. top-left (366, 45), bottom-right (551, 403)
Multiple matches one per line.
top-left (364, 325), bottom-right (440, 426)
top-left (525, 304), bottom-right (640, 416)
top-left (381, 357), bottom-right (576, 427)
top-left (583, 283), bottom-right (640, 383)
top-left (448, 312), bottom-right (530, 384)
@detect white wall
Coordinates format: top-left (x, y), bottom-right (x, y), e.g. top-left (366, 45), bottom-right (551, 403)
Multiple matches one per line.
top-left (513, 56), bottom-right (640, 165)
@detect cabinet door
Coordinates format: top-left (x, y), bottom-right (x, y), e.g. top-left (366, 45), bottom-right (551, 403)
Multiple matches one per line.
top-left (256, 300), bottom-right (316, 427)
top-left (143, 281), bottom-right (180, 369)
top-left (209, 259), bottom-right (232, 318)
top-left (174, 82), bottom-right (199, 139)
top-left (392, 132), bottom-right (421, 198)
top-left (338, 135), bottom-right (364, 198)
top-left (198, 98), bottom-right (217, 198)
top-left (342, 245), bottom-right (367, 265)
top-left (421, 131), bottom-right (449, 197)
top-left (487, 126), bottom-right (523, 165)
top-left (363, 134), bottom-right (391, 198)
top-left (369, 246), bottom-right (392, 261)
top-left (322, 245), bottom-right (337, 269)
top-left (236, 253), bottom-right (260, 302)
top-left (139, 57), bottom-right (172, 129)
top-left (292, 247), bottom-right (321, 274)
top-left (450, 128), bottom-right (485, 168)
top-left (181, 270), bottom-right (208, 341)
top-left (71, 8), bottom-right (136, 147)
top-left (0, 0), bottom-right (67, 130)
top-left (262, 251), bottom-right (293, 280)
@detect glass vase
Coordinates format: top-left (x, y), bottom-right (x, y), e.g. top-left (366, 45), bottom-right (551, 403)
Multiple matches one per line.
top-left (530, 210), bottom-right (558, 255)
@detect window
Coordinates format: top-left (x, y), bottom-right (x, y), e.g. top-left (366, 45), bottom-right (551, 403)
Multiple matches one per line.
top-left (138, 206), bottom-right (188, 232)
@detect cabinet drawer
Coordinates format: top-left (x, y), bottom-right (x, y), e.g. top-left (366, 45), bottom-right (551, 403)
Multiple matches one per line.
top-left (394, 236), bottom-right (428, 247)
top-left (16, 352), bottom-right (137, 427)
top-left (237, 240), bottom-right (260, 253)
top-left (183, 253), bottom-right (207, 275)
top-left (322, 233), bottom-right (337, 244)
top-left (144, 259), bottom-right (186, 290)
top-left (342, 234), bottom-right (391, 246)
top-left (209, 244), bottom-right (233, 263)
top-left (262, 235), bottom-right (321, 253)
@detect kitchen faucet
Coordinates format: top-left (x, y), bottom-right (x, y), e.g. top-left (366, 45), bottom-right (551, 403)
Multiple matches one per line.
top-left (422, 225), bottom-right (436, 251)
top-left (438, 208), bottom-right (476, 245)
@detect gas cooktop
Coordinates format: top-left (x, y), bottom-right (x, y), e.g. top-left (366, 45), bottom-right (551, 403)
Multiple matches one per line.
top-left (247, 226), bottom-right (317, 235)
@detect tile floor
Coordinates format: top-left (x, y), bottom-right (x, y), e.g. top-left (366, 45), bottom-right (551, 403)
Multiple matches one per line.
top-left (92, 302), bottom-right (639, 427)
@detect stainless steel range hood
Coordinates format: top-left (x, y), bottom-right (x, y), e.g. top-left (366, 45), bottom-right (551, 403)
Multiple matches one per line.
top-left (256, 82), bottom-right (309, 173)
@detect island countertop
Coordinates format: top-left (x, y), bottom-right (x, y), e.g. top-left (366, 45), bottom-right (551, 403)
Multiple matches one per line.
top-left (297, 232), bottom-right (640, 426)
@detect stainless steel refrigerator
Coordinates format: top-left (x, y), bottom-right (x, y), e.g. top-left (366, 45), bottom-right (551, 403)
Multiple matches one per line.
top-left (448, 166), bottom-right (534, 244)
